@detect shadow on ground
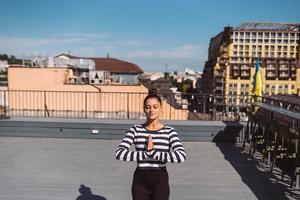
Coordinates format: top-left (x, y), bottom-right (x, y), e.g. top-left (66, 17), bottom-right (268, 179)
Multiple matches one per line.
top-left (76, 185), bottom-right (108, 200)
top-left (216, 142), bottom-right (300, 200)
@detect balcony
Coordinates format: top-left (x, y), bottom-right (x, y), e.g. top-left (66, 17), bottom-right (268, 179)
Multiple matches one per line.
top-left (241, 64), bottom-right (250, 70)
top-left (215, 72), bottom-right (225, 77)
top-left (279, 73), bottom-right (289, 77)
top-left (215, 86), bottom-right (224, 91)
top-left (266, 66), bottom-right (276, 70)
top-left (241, 72), bottom-right (250, 76)
top-left (215, 78), bottom-right (224, 83)
top-left (279, 66), bottom-right (289, 71)
top-left (266, 72), bottom-right (276, 77)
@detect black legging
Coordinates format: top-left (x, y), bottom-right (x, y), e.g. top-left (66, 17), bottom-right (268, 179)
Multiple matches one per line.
top-left (132, 168), bottom-right (170, 200)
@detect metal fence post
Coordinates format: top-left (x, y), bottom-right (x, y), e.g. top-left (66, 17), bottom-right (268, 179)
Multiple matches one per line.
top-left (85, 92), bottom-right (88, 118)
top-left (4, 90), bottom-right (7, 117)
top-left (127, 93), bottom-right (130, 119)
top-left (44, 91), bottom-right (46, 117)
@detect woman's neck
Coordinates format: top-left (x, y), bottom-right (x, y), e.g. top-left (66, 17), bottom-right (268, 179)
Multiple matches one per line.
top-left (144, 119), bottom-right (163, 131)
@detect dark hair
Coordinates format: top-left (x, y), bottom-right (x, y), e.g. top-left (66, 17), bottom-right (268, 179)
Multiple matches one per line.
top-left (143, 93), bottom-right (162, 106)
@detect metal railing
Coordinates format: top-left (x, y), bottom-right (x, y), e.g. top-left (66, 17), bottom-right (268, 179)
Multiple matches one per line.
top-left (0, 90), bottom-right (252, 121)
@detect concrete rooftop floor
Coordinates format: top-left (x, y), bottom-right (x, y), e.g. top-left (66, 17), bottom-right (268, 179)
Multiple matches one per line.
top-left (0, 136), bottom-right (299, 200)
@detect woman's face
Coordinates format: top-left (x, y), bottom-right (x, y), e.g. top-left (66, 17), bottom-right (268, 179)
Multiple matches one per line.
top-left (144, 98), bottom-right (162, 120)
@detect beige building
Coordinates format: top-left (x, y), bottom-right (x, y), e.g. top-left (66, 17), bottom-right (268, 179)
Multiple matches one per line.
top-left (7, 66), bottom-right (187, 120)
top-left (201, 22), bottom-right (300, 112)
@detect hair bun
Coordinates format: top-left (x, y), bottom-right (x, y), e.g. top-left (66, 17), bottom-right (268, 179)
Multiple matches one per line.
top-left (149, 88), bottom-right (157, 95)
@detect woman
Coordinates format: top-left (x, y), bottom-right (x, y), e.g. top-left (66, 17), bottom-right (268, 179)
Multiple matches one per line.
top-left (115, 93), bottom-right (186, 200)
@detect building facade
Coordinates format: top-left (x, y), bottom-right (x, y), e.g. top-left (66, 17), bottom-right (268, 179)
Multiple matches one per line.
top-left (55, 54), bottom-right (143, 85)
top-left (201, 22), bottom-right (300, 113)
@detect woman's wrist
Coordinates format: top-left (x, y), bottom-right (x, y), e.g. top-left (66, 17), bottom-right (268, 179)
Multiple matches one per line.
top-left (146, 149), bottom-right (155, 157)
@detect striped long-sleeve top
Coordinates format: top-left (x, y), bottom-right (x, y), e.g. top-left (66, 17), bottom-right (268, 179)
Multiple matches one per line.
top-left (115, 124), bottom-right (186, 169)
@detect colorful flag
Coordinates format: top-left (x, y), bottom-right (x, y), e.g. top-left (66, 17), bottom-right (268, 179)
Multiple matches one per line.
top-left (253, 58), bottom-right (262, 96)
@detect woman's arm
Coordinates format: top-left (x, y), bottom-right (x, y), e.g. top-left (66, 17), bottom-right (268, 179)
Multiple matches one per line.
top-left (115, 128), bottom-right (148, 162)
top-left (149, 129), bottom-right (186, 163)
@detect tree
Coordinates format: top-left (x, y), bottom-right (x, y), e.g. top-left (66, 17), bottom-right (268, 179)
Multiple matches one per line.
top-left (0, 53), bottom-right (22, 64)
top-left (0, 54), bottom-right (9, 60)
top-left (178, 79), bottom-right (193, 93)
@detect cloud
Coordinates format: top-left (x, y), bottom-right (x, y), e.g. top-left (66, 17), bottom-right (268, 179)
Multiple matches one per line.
top-left (0, 36), bottom-right (83, 48)
top-left (60, 32), bottom-right (111, 40)
top-left (0, 34), bottom-right (207, 71)
top-left (0, 32), bottom-right (111, 48)
top-left (125, 44), bottom-right (205, 59)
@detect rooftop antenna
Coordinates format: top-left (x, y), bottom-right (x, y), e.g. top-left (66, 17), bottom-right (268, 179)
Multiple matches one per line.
top-left (107, 53), bottom-right (110, 59)
top-left (165, 64), bottom-right (168, 73)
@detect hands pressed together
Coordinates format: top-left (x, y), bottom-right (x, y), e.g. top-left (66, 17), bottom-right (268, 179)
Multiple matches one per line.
top-left (147, 135), bottom-right (154, 151)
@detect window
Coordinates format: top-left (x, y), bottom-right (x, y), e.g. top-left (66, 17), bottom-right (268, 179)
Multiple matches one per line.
top-left (252, 39), bottom-right (256, 43)
top-left (270, 46), bottom-right (275, 51)
top-left (252, 46), bottom-right (256, 50)
top-left (239, 45), bottom-right (244, 50)
top-left (277, 33), bottom-right (282, 37)
top-left (258, 45), bottom-right (262, 50)
top-left (252, 32), bottom-right (257, 37)
top-left (239, 39), bottom-right (244, 43)
top-left (283, 46), bottom-right (287, 51)
top-left (291, 46), bottom-right (295, 51)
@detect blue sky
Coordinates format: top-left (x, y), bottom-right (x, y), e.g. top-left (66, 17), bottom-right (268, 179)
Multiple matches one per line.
top-left (0, 0), bottom-right (299, 72)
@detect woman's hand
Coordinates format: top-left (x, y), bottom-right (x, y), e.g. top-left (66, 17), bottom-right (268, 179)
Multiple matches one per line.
top-left (147, 135), bottom-right (154, 151)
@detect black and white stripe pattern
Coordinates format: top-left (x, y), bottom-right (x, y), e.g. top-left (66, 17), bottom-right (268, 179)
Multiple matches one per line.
top-left (116, 125), bottom-right (186, 168)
